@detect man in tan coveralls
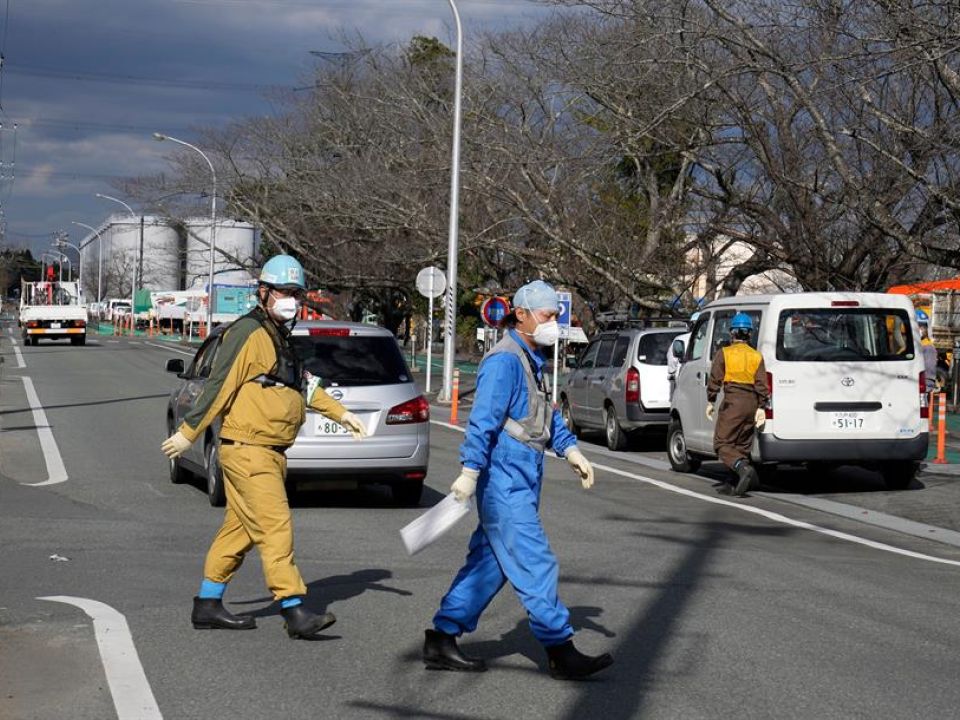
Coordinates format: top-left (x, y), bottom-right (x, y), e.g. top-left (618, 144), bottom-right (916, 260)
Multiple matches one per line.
top-left (161, 254), bottom-right (367, 639)
top-left (706, 312), bottom-right (770, 497)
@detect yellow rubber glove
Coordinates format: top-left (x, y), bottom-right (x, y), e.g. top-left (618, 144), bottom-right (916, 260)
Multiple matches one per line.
top-left (340, 412), bottom-right (367, 440)
top-left (161, 431), bottom-right (192, 459)
top-left (706, 402), bottom-right (715, 421)
top-left (565, 448), bottom-right (595, 489)
top-left (754, 408), bottom-right (766, 428)
top-left (451, 467), bottom-right (479, 503)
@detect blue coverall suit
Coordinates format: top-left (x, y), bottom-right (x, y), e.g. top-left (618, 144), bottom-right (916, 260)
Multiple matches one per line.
top-left (433, 329), bottom-right (578, 647)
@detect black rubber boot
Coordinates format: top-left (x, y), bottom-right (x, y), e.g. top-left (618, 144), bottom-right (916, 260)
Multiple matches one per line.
top-left (546, 640), bottom-right (613, 681)
top-left (423, 629), bottom-right (487, 672)
top-left (733, 460), bottom-right (758, 497)
top-left (191, 597), bottom-right (256, 630)
top-left (281, 604), bottom-right (336, 640)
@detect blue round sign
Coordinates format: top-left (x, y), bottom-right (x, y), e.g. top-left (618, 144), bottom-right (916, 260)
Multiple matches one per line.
top-left (481, 296), bottom-right (511, 328)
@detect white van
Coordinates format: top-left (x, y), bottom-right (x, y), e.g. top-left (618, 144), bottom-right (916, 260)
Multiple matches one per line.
top-left (667, 293), bottom-right (929, 489)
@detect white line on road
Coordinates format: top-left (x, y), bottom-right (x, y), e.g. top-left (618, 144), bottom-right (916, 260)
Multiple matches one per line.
top-left (37, 596), bottom-right (162, 720)
top-left (430, 419), bottom-right (960, 568)
top-left (20, 376), bottom-right (68, 486)
top-left (9, 336), bottom-right (25, 368)
top-left (144, 341), bottom-right (194, 357)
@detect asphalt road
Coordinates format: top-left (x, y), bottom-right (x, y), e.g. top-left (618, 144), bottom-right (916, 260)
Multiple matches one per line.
top-left (3, 325), bottom-right (960, 720)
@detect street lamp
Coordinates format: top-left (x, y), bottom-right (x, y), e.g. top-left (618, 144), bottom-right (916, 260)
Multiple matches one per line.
top-left (96, 193), bottom-right (139, 306)
top-left (440, 0), bottom-right (465, 402)
top-left (55, 236), bottom-right (83, 298)
top-left (72, 221), bottom-right (104, 303)
top-left (153, 132), bottom-right (217, 331)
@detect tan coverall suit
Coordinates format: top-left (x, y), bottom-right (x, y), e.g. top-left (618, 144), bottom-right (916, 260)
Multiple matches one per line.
top-left (707, 342), bottom-right (770, 470)
top-left (178, 307), bottom-right (348, 600)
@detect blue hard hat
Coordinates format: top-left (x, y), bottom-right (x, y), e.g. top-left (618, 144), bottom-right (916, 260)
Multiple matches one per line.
top-left (260, 254), bottom-right (306, 290)
top-left (513, 280), bottom-right (559, 312)
top-left (731, 312), bottom-right (753, 331)
top-left (689, 311), bottom-right (701, 323)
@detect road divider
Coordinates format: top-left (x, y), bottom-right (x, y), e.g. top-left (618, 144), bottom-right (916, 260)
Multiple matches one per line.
top-left (37, 596), bottom-right (162, 720)
top-left (20, 376), bottom-right (68, 486)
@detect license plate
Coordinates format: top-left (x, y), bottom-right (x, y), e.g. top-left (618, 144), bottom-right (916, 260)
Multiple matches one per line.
top-left (314, 416), bottom-right (351, 436)
top-left (50, 322), bottom-right (61, 329)
top-left (831, 412), bottom-right (864, 430)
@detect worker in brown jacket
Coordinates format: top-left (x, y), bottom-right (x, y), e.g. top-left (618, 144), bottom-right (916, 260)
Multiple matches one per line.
top-left (161, 254), bottom-right (367, 639)
top-left (706, 312), bottom-right (770, 497)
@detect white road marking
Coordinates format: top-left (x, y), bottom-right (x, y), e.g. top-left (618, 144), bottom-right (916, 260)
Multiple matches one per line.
top-left (429, 419), bottom-right (960, 568)
top-left (37, 596), bottom-right (162, 720)
top-left (20, 376), bottom-right (68, 486)
top-left (144, 341), bottom-right (194, 357)
top-left (9, 337), bottom-right (25, 368)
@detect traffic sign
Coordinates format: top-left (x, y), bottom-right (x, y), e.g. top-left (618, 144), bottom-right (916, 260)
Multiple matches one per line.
top-left (557, 291), bottom-right (572, 339)
top-left (416, 266), bottom-right (446, 299)
top-left (481, 296), bottom-right (511, 328)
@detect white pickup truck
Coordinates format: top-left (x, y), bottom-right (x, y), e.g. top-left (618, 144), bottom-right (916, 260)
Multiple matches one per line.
top-left (19, 280), bottom-right (88, 346)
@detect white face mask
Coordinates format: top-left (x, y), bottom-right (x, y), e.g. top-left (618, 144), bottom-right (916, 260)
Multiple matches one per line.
top-left (269, 296), bottom-right (299, 322)
top-left (532, 320), bottom-right (560, 346)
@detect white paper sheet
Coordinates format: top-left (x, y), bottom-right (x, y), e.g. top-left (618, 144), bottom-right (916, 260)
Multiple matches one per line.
top-left (400, 492), bottom-right (475, 555)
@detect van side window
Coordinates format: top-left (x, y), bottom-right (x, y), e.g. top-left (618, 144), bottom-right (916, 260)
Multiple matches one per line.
top-left (710, 310), bottom-right (762, 357)
top-left (596, 338), bottom-right (616, 368)
top-left (611, 335), bottom-right (632, 367)
top-left (688, 313), bottom-right (711, 361)
top-left (578, 341), bottom-right (601, 370)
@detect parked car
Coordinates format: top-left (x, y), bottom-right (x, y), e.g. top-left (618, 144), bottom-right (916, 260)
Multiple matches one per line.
top-left (165, 320), bottom-right (430, 506)
top-left (560, 326), bottom-right (686, 450)
top-left (667, 293), bottom-right (929, 488)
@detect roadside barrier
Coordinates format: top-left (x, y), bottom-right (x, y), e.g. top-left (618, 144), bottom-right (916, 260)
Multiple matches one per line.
top-left (450, 368), bottom-right (461, 424)
top-left (933, 392), bottom-right (948, 464)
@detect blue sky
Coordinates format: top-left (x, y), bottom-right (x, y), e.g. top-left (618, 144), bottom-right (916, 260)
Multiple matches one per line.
top-left (0, 0), bottom-right (553, 256)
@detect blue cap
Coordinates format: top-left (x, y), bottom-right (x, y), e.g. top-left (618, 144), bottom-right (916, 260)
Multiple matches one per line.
top-left (513, 280), bottom-right (559, 312)
top-left (731, 312), bottom-right (753, 330)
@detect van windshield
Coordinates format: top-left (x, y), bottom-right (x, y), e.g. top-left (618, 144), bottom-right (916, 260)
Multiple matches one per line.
top-left (776, 308), bottom-right (914, 362)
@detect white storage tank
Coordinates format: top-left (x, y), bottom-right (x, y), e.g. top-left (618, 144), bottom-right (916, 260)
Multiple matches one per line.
top-left (185, 219), bottom-right (257, 288)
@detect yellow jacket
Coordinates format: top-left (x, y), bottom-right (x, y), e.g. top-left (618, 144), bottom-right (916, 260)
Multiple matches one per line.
top-left (178, 309), bottom-right (347, 447)
top-left (707, 341), bottom-right (769, 403)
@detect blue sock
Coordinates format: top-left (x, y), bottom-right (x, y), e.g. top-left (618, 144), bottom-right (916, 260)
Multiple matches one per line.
top-left (198, 579), bottom-right (226, 600)
top-left (281, 596), bottom-right (303, 609)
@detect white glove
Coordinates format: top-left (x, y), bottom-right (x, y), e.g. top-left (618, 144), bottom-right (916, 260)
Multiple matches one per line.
top-left (161, 431), bottom-right (192, 459)
top-left (340, 411), bottom-right (367, 440)
top-left (755, 408), bottom-right (766, 428)
top-left (451, 467), bottom-right (479, 503)
top-left (705, 402), bottom-right (715, 421)
top-left (565, 448), bottom-right (595, 489)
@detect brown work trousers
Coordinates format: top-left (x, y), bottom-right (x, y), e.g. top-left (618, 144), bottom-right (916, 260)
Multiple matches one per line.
top-left (713, 386), bottom-right (761, 470)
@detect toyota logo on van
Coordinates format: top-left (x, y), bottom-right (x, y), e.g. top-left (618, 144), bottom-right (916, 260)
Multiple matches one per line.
top-left (840, 377), bottom-right (855, 387)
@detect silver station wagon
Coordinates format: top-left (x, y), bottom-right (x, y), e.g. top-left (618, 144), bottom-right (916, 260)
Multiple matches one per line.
top-left (165, 320), bottom-right (430, 506)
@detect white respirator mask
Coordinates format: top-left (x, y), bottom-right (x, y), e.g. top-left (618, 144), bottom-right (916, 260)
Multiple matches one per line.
top-left (270, 295), bottom-right (300, 322)
top-left (522, 304), bottom-right (559, 346)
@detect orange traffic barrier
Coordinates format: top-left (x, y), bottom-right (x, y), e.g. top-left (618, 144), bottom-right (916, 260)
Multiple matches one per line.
top-left (934, 392), bottom-right (948, 464)
top-left (450, 368), bottom-right (461, 424)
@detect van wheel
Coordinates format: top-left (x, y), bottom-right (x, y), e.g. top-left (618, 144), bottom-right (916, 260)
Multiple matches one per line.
top-left (205, 442), bottom-right (226, 507)
top-left (560, 396), bottom-right (579, 437)
top-left (881, 461), bottom-right (919, 490)
top-left (667, 418), bottom-right (701, 473)
top-left (604, 406), bottom-right (628, 451)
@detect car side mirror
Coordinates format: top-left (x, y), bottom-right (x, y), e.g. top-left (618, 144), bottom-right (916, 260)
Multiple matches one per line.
top-left (672, 339), bottom-right (686, 360)
top-left (165, 358), bottom-right (185, 375)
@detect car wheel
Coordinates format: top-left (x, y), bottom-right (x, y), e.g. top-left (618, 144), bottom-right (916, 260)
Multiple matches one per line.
top-left (667, 418), bottom-right (701, 473)
top-left (560, 396), bottom-right (579, 437)
top-left (391, 480), bottom-right (424, 507)
top-left (604, 405), bottom-right (628, 451)
top-left (881, 461), bottom-right (919, 490)
top-left (205, 442), bottom-right (226, 507)
top-left (167, 419), bottom-right (190, 485)
top-left (71, 335), bottom-right (86, 346)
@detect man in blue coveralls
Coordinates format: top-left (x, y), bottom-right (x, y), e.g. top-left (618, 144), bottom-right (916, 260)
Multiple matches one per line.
top-left (423, 280), bottom-right (614, 681)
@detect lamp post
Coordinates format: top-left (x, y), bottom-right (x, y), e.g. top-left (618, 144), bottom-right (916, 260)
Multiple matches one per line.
top-left (55, 236), bottom-right (83, 298)
top-left (71, 221), bottom-right (104, 303)
top-left (153, 132), bottom-right (217, 331)
top-left (96, 193), bottom-right (139, 306)
top-left (440, 0), bottom-right (465, 402)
